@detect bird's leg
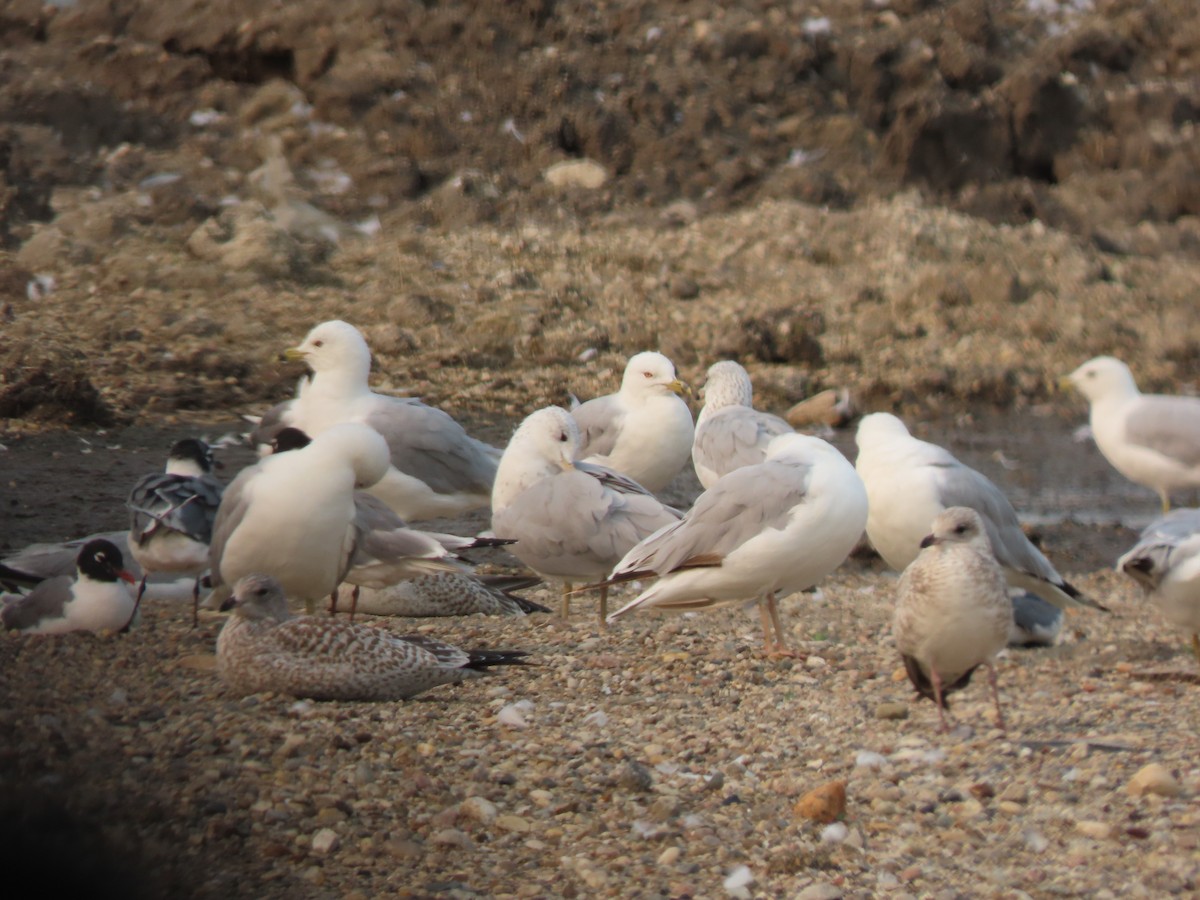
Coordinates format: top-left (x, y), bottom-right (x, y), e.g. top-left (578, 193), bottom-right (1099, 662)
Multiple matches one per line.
top-left (931, 668), bottom-right (950, 733)
top-left (1191, 632), bottom-right (1200, 665)
top-left (758, 596), bottom-right (773, 647)
top-left (561, 582), bottom-right (573, 619)
top-left (328, 588), bottom-right (338, 617)
top-left (191, 575), bottom-right (201, 629)
top-left (1161, 491), bottom-right (1172, 514)
top-left (986, 663), bottom-right (1007, 732)
top-left (349, 585), bottom-right (360, 624)
top-left (760, 592), bottom-right (798, 658)
top-left (122, 576), bottom-right (148, 634)
top-left (598, 584), bottom-right (608, 627)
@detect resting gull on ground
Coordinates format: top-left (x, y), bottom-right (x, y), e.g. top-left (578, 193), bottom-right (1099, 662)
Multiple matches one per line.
top-left (216, 573), bottom-right (530, 701)
top-left (282, 319), bottom-right (500, 520)
top-left (570, 351), bottom-right (694, 493)
top-left (491, 406), bottom-right (681, 623)
top-left (126, 437), bottom-right (224, 626)
top-left (1117, 508), bottom-right (1200, 663)
top-left (332, 573), bottom-right (548, 618)
top-left (855, 412), bottom-right (1105, 616)
top-left (207, 422), bottom-right (391, 613)
top-left (604, 432), bottom-right (868, 654)
top-left (893, 507), bottom-right (1011, 733)
top-left (1064, 355), bottom-right (1200, 512)
top-left (2, 539), bottom-right (137, 634)
top-left (691, 360), bottom-right (793, 489)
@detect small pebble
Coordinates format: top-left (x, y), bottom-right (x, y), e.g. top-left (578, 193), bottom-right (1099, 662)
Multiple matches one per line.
top-left (1127, 763), bottom-right (1182, 798)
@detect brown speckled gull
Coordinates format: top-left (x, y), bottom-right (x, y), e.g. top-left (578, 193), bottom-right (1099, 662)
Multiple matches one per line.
top-left (893, 507), bottom-right (1012, 732)
top-left (216, 574), bottom-right (530, 701)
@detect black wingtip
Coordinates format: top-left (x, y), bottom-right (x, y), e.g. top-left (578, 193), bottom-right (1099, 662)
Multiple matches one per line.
top-left (465, 649), bottom-right (535, 671)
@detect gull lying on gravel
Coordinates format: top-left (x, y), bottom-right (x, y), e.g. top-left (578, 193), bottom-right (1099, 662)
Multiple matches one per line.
top-left (2, 539), bottom-right (137, 634)
top-left (1117, 508), bottom-right (1200, 663)
top-left (216, 573), bottom-right (531, 701)
top-left (570, 351), bottom-right (694, 493)
top-left (691, 360), bottom-right (793, 489)
top-left (283, 319), bottom-right (501, 520)
top-left (332, 573), bottom-right (548, 618)
top-left (208, 423), bottom-right (390, 613)
top-left (491, 406), bottom-right (680, 623)
top-left (855, 412), bottom-right (1106, 615)
top-left (893, 507), bottom-right (1011, 732)
top-left (1064, 355), bottom-right (1200, 511)
top-left (126, 437), bottom-right (224, 626)
top-left (604, 433), bottom-right (868, 654)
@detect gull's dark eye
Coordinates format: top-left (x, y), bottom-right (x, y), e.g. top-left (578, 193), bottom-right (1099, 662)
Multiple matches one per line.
top-left (558, 431), bottom-right (569, 442)
top-left (256, 587), bottom-right (268, 597)
top-left (954, 523), bottom-right (968, 534)
top-left (642, 371), bottom-right (653, 379)
top-left (313, 340), bottom-right (324, 348)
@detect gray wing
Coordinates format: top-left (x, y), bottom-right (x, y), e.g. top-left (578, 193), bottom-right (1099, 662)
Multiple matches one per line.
top-left (1, 575), bottom-right (73, 630)
top-left (365, 398), bottom-right (500, 495)
top-left (693, 407), bottom-right (792, 478)
top-left (571, 394), bottom-right (624, 459)
top-left (207, 467), bottom-right (258, 588)
top-left (128, 473), bottom-right (224, 545)
top-left (618, 459), bottom-right (812, 576)
top-left (930, 462), bottom-right (1063, 584)
top-left (1124, 395), bottom-right (1200, 468)
top-left (1118, 508), bottom-right (1200, 590)
top-left (493, 471), bottom-right (678, 577)
top-left (574, 460), bottom-right (659, 498)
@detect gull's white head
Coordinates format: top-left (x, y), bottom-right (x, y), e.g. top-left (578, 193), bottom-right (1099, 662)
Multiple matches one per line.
top-left (855, 412), bottom-right (912, 450)
top-left (509, 406), bottom-right (580, 468)
top-left (620, 351), bottom-right (689, 398)
top-left (701, 360), bottom-right (754, 410)
top-left (222, 573), bottom-right (294, 622)
top-left (920, 506), bottom-right (992, 555)
top-left (307, 422), bottom-right (391, 489)
top-left (286, 320), bottom-right (372, 378)
top-left (1064, 356), bottom-right (1139, 403)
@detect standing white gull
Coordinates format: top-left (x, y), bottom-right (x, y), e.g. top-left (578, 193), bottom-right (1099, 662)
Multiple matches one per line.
top-left (570, 351), bottom-right (694, 493)
top-left (2, 539), bottom-right (137, 634)
top-left (604, 432), bottom-right (868, 654)
top-left (893, 507), bottom-right (1011, 733)
top-left (216, 573), bottom-right (530, 701)
top-left (283, 319), bottom-right (500, 520)
top-left (1117, 508), bottom-right (1200, 663)
top-left (491, 406), bottom-right (680, 623)
top-left (126, 437), bottom-right (224, 626)
top-left (854, 412), bottom-right (1105, 613)
top-left (1064, 355), bottom-right (1200, 512)
top-left (691, 360), bottom-right (793, 489)
top-left (207, 422), bottom-right (390, 613)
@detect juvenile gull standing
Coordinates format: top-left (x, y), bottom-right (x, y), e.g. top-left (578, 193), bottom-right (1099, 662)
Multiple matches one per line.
top-left (1064, 355), bottom-right (1200, 511)
top-left (605, 433), bottom-right (869, 654)
top-left (2, 539), bottom-right (137, 634)
top-left (691, 360), bottom-right (793, 489)
top-left (127, 437), bottom-right (225, 626)
top-left (491, 406), bottom-right (680, 623)
top-left (1117, 508), bottom-right (1200, 663)
top-left (208, 422), bottom-right (390, 612)
top-left (570, 351), bottom-right (694, 493)
top-left (893, 507), bottom-right (1011, 732)
top-left (216, 573), bottom-right (530, 701)
top-left (855, 412), bottom-right (1104, 614)
top-left (284, 319), bottom-right (500, 520)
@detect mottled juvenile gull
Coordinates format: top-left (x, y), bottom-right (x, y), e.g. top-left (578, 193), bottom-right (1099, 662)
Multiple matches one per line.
top-left (126, 437), bottom-right (224, 626)
top-left (332, 573), bottom-right (548, 618)
top-left (491, 406), bottom-right (680, 623)
top-left (1117, 508), bottom-right (1200, 663)
top-left (1064, 355), bottom-right (1200, 511)
top-left (208, 422), bottom-right (390, 612)
top-left (855, 412), bottom-right (1105, 613)
top-left (893, 507), bottom-right (1011, 732)
top-left (216, 573), bottom-right (530, 701)
top-left (605, 432), bottom-right (868, 654)
top-left (570, 351), bottom-right (694, 493)
top-left (284, 319), bottom-right (500, 520)
top-left (2, 539), bottom-right (137, 634)
top-left (691, 360), bottom-right (793, 489)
